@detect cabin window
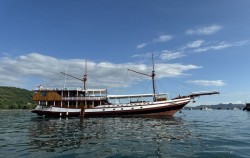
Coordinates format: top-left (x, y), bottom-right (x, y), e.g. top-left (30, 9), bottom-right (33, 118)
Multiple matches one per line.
top-left (48, 101), bottom-right (54, 106)
top-left (62, 101), bottom-right (68, 107)
top-left (69, 101), bottom-right (76, 106)
top-left (69, 91), bottom-right (77, 97)
top-left (40, 101), bottom-right (47, 106)
top-left (41, 91), bottom-right (46, 97)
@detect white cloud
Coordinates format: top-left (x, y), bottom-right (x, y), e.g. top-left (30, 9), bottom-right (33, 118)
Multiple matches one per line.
top-left (193, 40), bottom-right (248, 53)
top-left (153, 35), bottom-right (173, 42)
top-left (160, 50), bottom-right (185, 60)
top-left (156, 64), bottom-right (201, 78)
top-left (187, 80), bottom-right (225, 86)
top-left (132, 52), bottom-right (154, 59)
top-left (186, 40), bottom-right (204, 48)
top-left (0, 52), bottom-right (200, 90)
top-left (186, 25), bottom-right (222, 35)
top-left (136, 34), bottom-right (173, 49)
top-left (136, 43), bottom-right (147, 49)
top-left (0, 52), bottom-right (12, 57)
top-left (193, 42), bottom-right (229, 53)
top-left (233, 40), bottom-right (249, 46)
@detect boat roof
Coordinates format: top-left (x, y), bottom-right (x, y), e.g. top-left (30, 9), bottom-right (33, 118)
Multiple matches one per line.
top-left (34, 88), bottom-right (107, 92)
top-left (108, 93), bottom-right (166, 99)
top-left (87, 89), bottom-right (107, 92)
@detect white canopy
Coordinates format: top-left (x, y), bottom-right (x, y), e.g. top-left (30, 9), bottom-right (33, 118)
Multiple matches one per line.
top-left (108, 93), bottom-right (166, 99)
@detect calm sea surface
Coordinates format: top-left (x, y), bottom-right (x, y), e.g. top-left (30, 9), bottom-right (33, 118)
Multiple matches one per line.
top-left (1, 110), bottom-right (250, 158)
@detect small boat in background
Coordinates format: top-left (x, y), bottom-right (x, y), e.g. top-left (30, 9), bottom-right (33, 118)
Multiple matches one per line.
top-left (243, 103), bottom-right (250, 111)
top-left (200, 107), bottom-right (213, 110)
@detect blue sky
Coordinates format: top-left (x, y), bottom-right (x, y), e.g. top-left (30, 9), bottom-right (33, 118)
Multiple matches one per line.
top-left (1, 0), bottom-right (250, 106)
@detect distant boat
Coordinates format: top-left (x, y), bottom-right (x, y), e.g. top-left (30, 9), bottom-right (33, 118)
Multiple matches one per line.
top-left (200, 107), bottom-right (213, 110)
top-left (31, 55), bottom-right (219, 117)
top-left (232, 107), bottom-right (239, 110)
top-left (243, 103), bottom-right (250, 111)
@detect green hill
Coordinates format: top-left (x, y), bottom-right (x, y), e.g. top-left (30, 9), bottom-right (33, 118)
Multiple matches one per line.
top-left (0, 86), bottom-right (36, 109)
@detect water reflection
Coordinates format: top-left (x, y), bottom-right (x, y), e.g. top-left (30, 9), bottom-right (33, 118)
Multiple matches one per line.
top-left (28, 116), bottom-right (191, 157)
top-left (29, 117), bottom-right (109, 152)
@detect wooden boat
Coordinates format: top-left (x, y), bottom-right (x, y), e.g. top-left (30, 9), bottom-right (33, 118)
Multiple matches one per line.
top-left (31, 55), bottom-right (219, 117)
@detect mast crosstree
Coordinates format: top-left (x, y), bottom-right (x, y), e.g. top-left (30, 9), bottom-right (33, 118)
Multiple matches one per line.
top-left (127, 54), bottom-right (157, 101)
top-left (61, 59), bottom-right (88, 90)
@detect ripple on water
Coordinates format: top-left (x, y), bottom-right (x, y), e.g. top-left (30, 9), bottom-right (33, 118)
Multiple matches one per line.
top-left (1, 110), bottom-right (250, 157)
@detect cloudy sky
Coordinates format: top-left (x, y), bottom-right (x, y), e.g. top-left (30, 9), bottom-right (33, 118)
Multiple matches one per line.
top-left (1, 0), bottom-right (250, 106)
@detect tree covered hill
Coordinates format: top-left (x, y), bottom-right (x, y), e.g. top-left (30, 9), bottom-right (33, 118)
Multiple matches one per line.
top-left (0, 86), bottom-right (36, 109)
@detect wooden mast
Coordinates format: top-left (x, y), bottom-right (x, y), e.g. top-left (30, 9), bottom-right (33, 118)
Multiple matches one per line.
top-left (151, 54), bottom-right (156, 101)
top-left (127, 53), bottom-right (157, 102)
top-left (83, 59), bottom-right (87, 90)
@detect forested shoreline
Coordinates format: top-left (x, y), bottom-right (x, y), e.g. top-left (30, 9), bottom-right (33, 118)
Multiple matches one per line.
top-left (0, 86), bottom-right (36, 109)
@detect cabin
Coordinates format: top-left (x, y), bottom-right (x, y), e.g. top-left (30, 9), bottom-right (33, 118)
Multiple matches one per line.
top-left (33, 88), bottom-right (109, 109)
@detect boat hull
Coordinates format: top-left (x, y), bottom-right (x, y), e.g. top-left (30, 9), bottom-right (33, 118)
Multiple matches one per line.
top-left (31, 98), bottom-right (191, 117)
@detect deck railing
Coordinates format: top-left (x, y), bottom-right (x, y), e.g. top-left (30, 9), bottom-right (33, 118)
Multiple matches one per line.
top-left (62, 96), bottom-right (107, 101)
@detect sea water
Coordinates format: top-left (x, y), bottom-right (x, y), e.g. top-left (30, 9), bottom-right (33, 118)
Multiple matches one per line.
top-left (0, 110), bottom-right (250, 158)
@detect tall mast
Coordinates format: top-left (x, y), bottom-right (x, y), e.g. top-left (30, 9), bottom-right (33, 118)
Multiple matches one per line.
top-left (151, 54), bottom-right (156, 102)
top-left (83, 59), bottom-right (87, 90)
top-left (127, 53), bottom-right (157, 102)
top-left (63, 63), bottom-right (69, 89)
